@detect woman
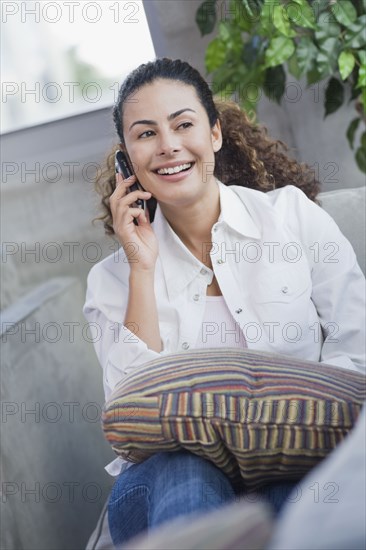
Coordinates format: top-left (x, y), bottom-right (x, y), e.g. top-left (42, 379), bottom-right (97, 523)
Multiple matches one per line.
top-left (83, 58), bottom-right (365, 545)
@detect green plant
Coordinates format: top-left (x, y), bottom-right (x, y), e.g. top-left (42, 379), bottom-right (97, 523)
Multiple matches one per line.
top-left (196, 0), bottom-right (366, 173)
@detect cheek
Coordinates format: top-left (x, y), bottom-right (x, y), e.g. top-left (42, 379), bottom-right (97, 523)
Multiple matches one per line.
top-left (127, 148), bottom-right (154, 187)
top-left (191, 130), bottom-right (216, 154)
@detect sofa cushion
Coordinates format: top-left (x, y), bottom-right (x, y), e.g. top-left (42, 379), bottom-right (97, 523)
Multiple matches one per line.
top-left (319, 186), bottom-right (365, 275)
top-left (102, 348), bottom-right (366, 491)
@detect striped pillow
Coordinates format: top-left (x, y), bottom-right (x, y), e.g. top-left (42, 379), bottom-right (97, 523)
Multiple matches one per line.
top-left (102, 348), bottom-right (366, 490)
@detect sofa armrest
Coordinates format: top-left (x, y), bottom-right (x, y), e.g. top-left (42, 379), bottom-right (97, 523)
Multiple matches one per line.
top-left (1, 277), bottom-right (114, 550)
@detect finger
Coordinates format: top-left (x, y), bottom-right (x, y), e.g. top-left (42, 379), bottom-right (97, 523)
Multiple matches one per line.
top-left (124, 206), bottom-right (148, 224)
top-left (112, 174), bottom-right (136, 198)
top-left (113, 205), bottom-right (141, 232)
top-left (115, 172), bottom-right (124, 186)
top-left (120, 174), bottom-right (136, 186)
top-left (136, 208), bottom-right (149, 226)
top-left (117, 190), bottom-right (151, 206)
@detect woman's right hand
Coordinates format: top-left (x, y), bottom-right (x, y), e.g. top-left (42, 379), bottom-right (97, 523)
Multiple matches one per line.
top-left (110, 173), bottom-right (159, 272)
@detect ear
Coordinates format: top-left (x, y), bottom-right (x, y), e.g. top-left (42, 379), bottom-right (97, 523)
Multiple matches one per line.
top-left (211, 119), bottom-right (222, 153)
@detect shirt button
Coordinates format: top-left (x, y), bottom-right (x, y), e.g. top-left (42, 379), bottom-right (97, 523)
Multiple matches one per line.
top-left (182, 342), bottom-right (190, 350)
top-left (200, 268), bottom-right (207, 275)
top-left (193, 294), bottom-right (200, 301)
top-left (235, 308), bottom-right (243, 314)
top-left (281, 286), bottom-right (289, 294)
top-left (217, 259), bottom-right (225, 264)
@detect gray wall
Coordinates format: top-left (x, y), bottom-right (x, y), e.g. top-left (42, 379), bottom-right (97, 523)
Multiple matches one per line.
top-left (1, 110), bottom-right (116, 308)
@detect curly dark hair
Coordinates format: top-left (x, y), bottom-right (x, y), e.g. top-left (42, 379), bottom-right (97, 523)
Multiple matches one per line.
top-left (94, 58), bottom-right (320, 235)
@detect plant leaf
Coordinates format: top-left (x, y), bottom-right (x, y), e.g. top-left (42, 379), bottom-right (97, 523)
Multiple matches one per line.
top-left (316, 38), bottom-right (340, 78)
top-left (307, 67), bottom-right (323, 85)
top-left (273, 5), bottom-right (296, 37)
top-left (297, 36), bottom-right (319, 75)
top-left (361, 131), bottom-right (366, 150)
top-left (312, 0), bottom-right (332, 19)
top-left (331, 0), bottom-right (357, 28)
top-left (357, 52), bottom-right (366, 91)
top-left (218, 20), bottom-right (231, 42)
top-left (346, 117), bottom-right (360, 149)
top-left (357, 59), bottom-right (366, 89)
top-left (196, 0), bottom-right (217, 36)
top-left (315, 21), bottom-right (341, 44)
top-left (265, 36), bottom-right (295, 68)
top-left (357, 87), bottom-right (366, 113)
top-left (358, 51), bottom-right (366, 66)
top-left (338, 51), bottom-right (356, 80)
top-left (260, 0), bottom-right (276, 33)
top-left (243, 35), bottom-right (264, 68)
top-left (344, 15), bottom-right (366, 48)
top-left (242, 0), bottom-right (255, 18)
top-left (205, 38), bottom-right (227, 72)
top-left (211, 65), bottom-right (238, 92)
top-left (355, 141), bottom-right (366, 173)
top-left (288, 52), bottom-right (302, 79)
top-left (325, 77), bottom-right (345, 116)
top-left (235, 4), bottom-right (252, 32)
top-left (263, 65), bottom-right (286, 103)
top-left (286, 0), bottom-right (316, 29)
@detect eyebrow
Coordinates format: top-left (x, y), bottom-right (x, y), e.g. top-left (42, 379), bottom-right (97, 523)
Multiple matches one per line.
top-left (128, 108), bottom-right (196, 131)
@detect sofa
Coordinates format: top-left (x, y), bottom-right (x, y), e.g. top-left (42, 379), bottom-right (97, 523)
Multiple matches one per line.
top-left (1, 185), bottom-right (365, 550)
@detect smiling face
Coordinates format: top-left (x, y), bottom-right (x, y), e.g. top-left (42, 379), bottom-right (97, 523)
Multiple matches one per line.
top-left (121, 79), bottom-right (222, 209)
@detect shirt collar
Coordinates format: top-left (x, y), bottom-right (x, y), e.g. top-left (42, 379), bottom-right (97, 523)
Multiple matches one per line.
top-left (217, 180), bottom-right (261, 239)
top-left (152, 180), bottom-right (261, 300)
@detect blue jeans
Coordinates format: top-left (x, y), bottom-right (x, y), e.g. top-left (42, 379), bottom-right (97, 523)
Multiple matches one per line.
top-left (108, 451), bottom-right (296, 546)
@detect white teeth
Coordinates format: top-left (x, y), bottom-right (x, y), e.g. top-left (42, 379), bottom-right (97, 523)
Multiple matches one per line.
top-left (157, 163), bottom-right (192, 175)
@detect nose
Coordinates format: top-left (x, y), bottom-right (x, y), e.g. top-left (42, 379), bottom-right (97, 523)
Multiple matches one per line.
top-left (157, 129), bottom-right (181, 156)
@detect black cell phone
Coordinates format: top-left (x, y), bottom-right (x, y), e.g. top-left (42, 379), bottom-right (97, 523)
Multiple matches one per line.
top-left (115, 150), bottom-right (145, 225)
top-left (115, 150), bottom-right (144, 206)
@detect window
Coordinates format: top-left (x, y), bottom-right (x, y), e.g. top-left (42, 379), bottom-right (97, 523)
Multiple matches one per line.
top-left (1, 1), bottom-right (155, 133)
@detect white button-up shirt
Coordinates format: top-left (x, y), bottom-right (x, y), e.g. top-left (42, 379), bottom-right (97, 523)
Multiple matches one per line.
top-left (83, 181), bottom-right (366, 403)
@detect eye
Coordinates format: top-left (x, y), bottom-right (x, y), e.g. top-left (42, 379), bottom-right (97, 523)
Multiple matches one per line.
top-left (138, 129), bottom-right (155, 139)
top-left (178, 122), bottom-right (193, 130)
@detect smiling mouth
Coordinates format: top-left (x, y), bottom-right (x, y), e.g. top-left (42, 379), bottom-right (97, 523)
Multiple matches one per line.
top-left (155, 162), bottom-right (194, 175)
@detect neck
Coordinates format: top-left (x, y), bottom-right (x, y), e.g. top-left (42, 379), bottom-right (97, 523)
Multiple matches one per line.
top-left (159, 180), bottom-right (220, 257)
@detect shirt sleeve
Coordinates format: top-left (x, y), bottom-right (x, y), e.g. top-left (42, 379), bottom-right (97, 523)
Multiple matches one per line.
top-left (280, 186), bottom-right (366, 373)
top-left (83, 257), bottom-right (168, 401)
